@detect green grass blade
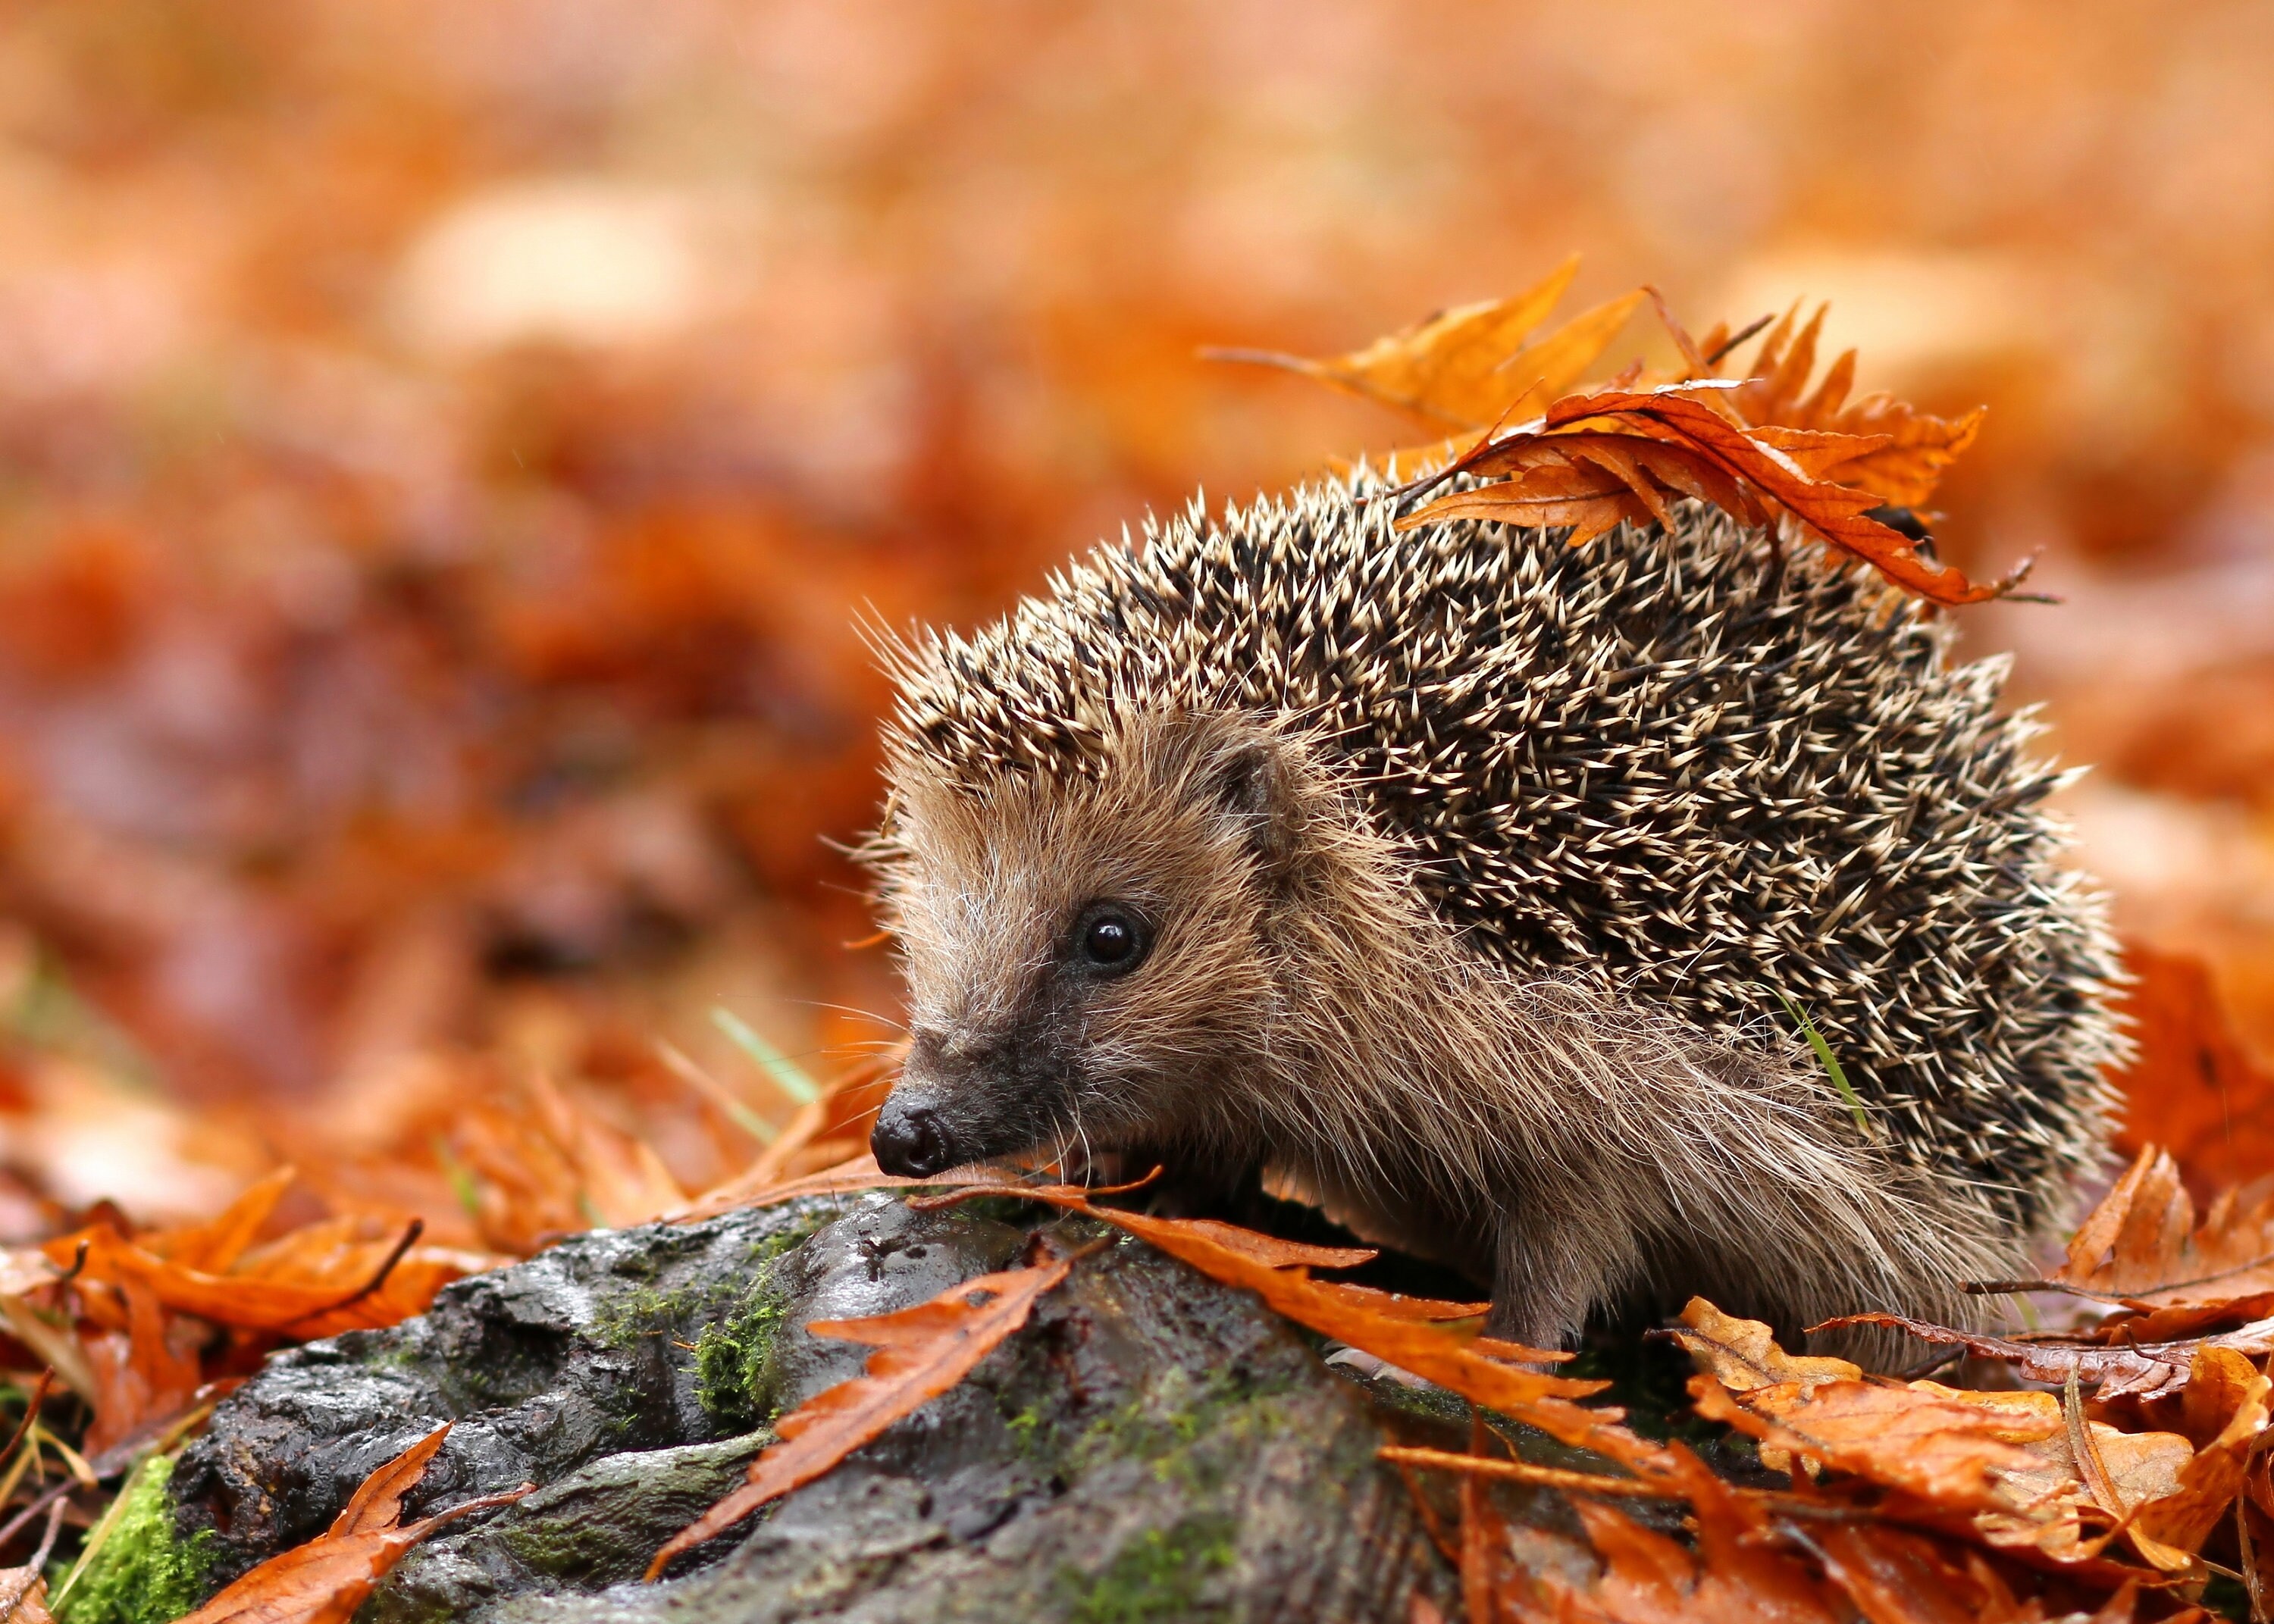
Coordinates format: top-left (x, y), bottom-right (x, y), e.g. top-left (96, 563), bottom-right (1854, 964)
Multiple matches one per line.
top-left (654, 1040), bottom-right (780, 1144)
top-left (1766, 987), bottom-right (1877, 1142)
top-left (711, 1008), bottom-right (820, 1107)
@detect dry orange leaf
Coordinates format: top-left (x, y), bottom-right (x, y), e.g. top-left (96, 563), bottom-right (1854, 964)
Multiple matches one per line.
top-left (142, 1167), bottom-right (297, 1272)
top-left (1321, 1283), bottom-right (1490, 1322)
top-left (52, 1219), bottom-right (482, 1339)
top-left (1399, 383), bottom-right (2023, 606)
top-left (177, 1423), bottom-right (530, 1624)
top-left (910, 1181), bottom-right (1652, 1473)
top-left (2128, 1346), bottom-right (2271, 1567)
top-left (0, 1572), bottom-right (52, 1624)
top-left (523, 1073), bottom-right (686, 1229)
top-left (669, 1050), bottom-right (906, 1221)
top-left (1507, 1443), bottom-right (1853, 1624)
top-left (1665, 1297), bottom-right (1861, 1394)
top-left (1153, 1219), bottom-right (1377, 1271)
top-left (1803, 1523), bottom-right (2066, 1624)
top-left (1677, 1303), bottom-right (2271, 1581)
top-left (669, 1150), bottom-right (1018, 1224)
top-left (645, 1244), bottom-right (1085, 1579)
top-left (1818, 1310), bottom-right (2274, 1403)
top-left (1236, 261), bottom-right (2009, 604)
top-left (1687, 1376), bottom-right (2049, 1516)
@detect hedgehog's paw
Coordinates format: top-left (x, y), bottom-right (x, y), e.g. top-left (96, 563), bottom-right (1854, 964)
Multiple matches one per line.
top-left (1322, 1344), bottom-right (1433, 1390)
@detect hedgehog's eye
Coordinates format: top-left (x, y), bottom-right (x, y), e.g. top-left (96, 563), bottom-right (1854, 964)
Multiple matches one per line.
top-left (1072, 903), bottom-right (1151, 978)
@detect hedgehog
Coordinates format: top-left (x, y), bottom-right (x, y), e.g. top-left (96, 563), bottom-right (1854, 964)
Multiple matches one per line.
top-left (861, 478), bottom-right (2122, 1355)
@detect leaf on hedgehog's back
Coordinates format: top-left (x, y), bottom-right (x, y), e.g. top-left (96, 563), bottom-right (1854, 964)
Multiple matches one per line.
top-left (1804, 393), bottom-right (1983, 510)
top-left (1712, 302), bottom-right (1986, 508)
top-left (645, 1247), bottom-right (1083, 1581)
top-left (1202, 256), bottom-right (1646, 431)
top-left (1398, 384), bottom-right (2025, 607)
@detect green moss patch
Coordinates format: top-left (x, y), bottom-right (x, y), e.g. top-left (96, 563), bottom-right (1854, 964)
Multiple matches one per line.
top-left (53, 1455), bottom-right (217, 1624)
top-left (1063, 1515), bottom-right (1237, 1624)
top-left (692, 1277), bottom-right (790, 1431)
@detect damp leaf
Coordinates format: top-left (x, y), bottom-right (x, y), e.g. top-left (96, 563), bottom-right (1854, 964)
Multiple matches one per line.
top-left (176, 1424), bottom-right (530, 1624)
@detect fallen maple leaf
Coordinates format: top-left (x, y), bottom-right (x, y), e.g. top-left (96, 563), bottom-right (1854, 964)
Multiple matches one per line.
top-left (2128, 1346), bottom-right (2270, 1568)
top-left (177, 1422), bottom-right (530, 1624)
top-left (644, 1242), bottom-right (1088, 1579)
top-left (1505, 1442), bottom-right (1854, 1624)
top-left (52, 1215), bottom-right (483, 1339)
top-left (2044, 1144), bottom-right (2274, 1310)
top-left (525, 1072), bottom-right (685, 1227)
top-left (1323, 1283), bottom-right (1490, 1322)
top-left (1668, 1297), bottom-right (2075, 1505)
top-left (1687, 1374), bottom-right (2049, 1516)
top-left (144, 1166), bottom-right (297, 1272)
top-left (670, 1150), bottom-right (1026, 1224)
top-left (1664, 1297), bottom-right (1861, 1394)
top-left (1397, 383), bottom-right (2023, 606)
top-left (1804, 1522), bottom-right (2073, 1624)
top-left (668, 1047), bottom-right (907, 1219)
top-left (1687, 1303), bottom-right (2271, 1581)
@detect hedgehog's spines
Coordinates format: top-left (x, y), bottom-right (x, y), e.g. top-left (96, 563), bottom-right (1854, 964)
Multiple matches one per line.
top-left (881, 483), bottom-right (2121, 1227)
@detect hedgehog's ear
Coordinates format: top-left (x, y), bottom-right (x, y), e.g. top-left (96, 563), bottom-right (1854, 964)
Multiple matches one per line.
top-left (1208, 739), bottom-right (1304, 878)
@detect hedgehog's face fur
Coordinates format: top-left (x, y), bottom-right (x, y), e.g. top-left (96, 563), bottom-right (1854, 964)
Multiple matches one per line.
top-left (869, 710), bottom-right (1311, 1180)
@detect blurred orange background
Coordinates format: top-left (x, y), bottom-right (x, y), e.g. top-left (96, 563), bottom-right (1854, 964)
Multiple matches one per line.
top-left (0, 0), bottom-right (2267, 1237)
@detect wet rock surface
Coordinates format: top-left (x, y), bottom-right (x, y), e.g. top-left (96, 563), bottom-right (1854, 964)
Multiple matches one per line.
top-left (169, 1193), bottom-right (1465, 1622)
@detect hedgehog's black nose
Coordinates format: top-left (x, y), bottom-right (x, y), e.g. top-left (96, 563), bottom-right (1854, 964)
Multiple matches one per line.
top-left (872, 1097), bottom-right (958, 1178)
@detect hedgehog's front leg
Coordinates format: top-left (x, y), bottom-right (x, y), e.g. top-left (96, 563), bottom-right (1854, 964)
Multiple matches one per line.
top-left (1485, 1203), bottom-right (1639, 1353)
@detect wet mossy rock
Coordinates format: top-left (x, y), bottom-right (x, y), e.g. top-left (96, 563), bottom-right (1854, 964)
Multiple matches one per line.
top-left (163, 1194), bottom-right (1464, 1622)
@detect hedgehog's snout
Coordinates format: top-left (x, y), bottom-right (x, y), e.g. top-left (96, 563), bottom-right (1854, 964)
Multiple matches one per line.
top-left (872, 1093), bottom-right (960, 1178)
top-left (876, 1028), bottom-right (977, 1175)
